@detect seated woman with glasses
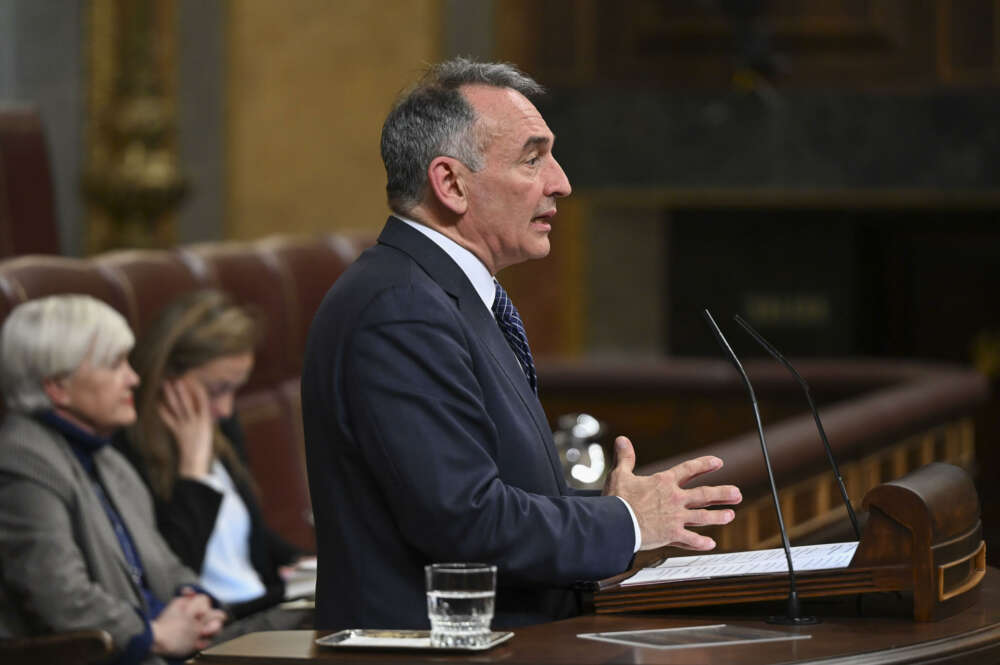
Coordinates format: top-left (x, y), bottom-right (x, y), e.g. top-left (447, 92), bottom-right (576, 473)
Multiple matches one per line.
top-left (115, 290), bottom-right (311, 630)
top-left (0, 294), bottom-right (227, 664)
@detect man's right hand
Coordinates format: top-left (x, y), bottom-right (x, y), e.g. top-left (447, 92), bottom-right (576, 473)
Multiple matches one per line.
top-left (603, 436), bottom-right (742, 551)
top-left (150, 592), bottom-right (226, 657)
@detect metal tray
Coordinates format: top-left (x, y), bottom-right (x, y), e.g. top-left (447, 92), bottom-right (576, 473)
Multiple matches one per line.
top-left (315, 629), bottom-right (514, 652)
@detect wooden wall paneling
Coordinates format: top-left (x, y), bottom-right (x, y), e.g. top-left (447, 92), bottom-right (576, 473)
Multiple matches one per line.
top-left (501, 194), bottom-right (586, 356)
top-left (496, 0), bottom-right (1000, 88)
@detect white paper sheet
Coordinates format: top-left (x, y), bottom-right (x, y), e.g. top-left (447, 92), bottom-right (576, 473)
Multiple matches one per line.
top-left (622, 541), bottom-right (859, 586)
top-left (333, 635), bottom-right (431, 648)
top-left (578, 624), bottom-right (811, 650)
top-left (282, 566), bottom-right (317, 600)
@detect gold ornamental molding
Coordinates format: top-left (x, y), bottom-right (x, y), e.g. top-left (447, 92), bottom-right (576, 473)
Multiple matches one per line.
top-left (84, 0), bottom-right (185, 252)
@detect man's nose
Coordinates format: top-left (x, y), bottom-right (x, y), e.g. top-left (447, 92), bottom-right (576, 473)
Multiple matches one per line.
top-left (545, 156), bottom-right (572, 198)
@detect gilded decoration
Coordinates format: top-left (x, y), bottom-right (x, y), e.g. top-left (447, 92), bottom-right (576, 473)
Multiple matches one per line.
top-left (84, 0), bottom-right (184, 251)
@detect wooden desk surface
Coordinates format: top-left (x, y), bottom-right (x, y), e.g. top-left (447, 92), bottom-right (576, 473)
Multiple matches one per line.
top-left (195, 569), bottom-right (1000, 664)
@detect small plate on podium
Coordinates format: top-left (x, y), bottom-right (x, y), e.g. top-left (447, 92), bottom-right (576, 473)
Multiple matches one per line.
top-left (316, 629), bottom-right (514, 652)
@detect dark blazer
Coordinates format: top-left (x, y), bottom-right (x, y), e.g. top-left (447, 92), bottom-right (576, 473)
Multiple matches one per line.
top-left (113, 418), bottom-right (301, 619)
top-left (0, 413), bottom-right (198, 664)
top-left (301, 217), bottom-right (634, 630)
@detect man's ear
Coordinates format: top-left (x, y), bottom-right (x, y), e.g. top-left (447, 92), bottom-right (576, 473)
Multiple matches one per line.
top-left (426, 156), bottom-right (468, 216)
top-left (42, 377), bottom-right (71, 408)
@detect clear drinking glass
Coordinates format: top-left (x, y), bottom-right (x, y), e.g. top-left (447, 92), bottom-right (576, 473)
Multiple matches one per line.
top-left (424, 562), bottom-right (497, 648)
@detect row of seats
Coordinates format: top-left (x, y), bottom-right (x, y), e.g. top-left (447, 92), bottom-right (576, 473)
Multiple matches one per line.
top-left (0, 233), bottom-right (373, 551)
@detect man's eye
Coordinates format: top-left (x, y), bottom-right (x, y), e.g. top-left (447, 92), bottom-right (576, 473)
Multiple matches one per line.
top-left (527, 156), bottom-right (540, 166)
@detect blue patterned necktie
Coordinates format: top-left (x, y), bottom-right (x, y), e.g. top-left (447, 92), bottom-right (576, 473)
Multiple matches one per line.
top-left (492, 281), bottom-right (538, 394)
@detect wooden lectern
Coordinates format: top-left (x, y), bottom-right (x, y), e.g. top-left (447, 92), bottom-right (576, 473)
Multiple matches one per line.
top-left (592, 462), bottom-right (986, 621)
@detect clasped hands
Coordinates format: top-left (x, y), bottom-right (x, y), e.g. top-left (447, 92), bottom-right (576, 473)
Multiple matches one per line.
top-left (151, 587), bottom-right (227, 657)
top-left (604, 436), bottom-right (742, 551)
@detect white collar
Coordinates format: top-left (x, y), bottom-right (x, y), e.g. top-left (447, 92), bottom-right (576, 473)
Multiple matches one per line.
top-left (397, 216), bottom-right (496, 311)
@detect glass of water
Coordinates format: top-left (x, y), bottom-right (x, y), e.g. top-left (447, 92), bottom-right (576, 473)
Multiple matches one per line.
top-left (425, 562), bottom-right (496, 648)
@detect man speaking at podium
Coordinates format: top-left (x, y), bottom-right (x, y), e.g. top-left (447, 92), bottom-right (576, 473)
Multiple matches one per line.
top-left (301, 58), bottom-right (742, 630)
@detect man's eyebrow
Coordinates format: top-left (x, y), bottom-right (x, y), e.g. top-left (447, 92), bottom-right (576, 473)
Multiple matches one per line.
top-left (521, 135), bottom-right (551, 153)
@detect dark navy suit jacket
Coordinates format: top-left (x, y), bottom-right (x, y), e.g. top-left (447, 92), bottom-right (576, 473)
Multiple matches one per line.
top-left (301, 217), bottom-right (634, 630)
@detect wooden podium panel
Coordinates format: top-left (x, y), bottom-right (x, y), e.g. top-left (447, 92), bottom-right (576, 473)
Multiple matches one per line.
top-left (593, 463), bottom-right (987, 622)
top-left (194, 569), bottom-right (1000, 664)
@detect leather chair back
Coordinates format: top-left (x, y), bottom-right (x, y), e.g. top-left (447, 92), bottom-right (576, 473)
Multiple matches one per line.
top-left (0, 235), bottom-right (368, 551)
top-left (0, 106), bottom-right (60, 257)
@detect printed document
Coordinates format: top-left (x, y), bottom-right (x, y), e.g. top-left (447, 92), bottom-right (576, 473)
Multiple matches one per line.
top-left (622, 541), bottom-right (858, 587)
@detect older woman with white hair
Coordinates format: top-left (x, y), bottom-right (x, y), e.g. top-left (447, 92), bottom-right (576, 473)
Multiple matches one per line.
top-left (0, 294), bottom-right (226, 665)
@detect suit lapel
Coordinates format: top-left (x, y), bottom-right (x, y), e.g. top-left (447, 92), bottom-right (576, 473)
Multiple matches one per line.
top-left (465, 302), bottom-right (567, 489)
top-left (377, 218), bottom-right (567, 491)
top-left (11, 417), bottom-right (146, 605)
top-left (96, 455), bottom-right (159, 591)
top-left (64, 449), bottom-right (139, 594)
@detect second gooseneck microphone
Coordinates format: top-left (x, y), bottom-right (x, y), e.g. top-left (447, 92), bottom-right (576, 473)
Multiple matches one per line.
top-left (733, 314), bottom-right (862, 541)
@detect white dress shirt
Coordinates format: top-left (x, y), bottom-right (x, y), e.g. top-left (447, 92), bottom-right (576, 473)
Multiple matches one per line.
top-left (198, 459), bottom-right (267, 603)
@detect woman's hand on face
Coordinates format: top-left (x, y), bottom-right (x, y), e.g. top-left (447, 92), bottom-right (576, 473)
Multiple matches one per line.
top-left (158, 377), bottom-right (214, 479)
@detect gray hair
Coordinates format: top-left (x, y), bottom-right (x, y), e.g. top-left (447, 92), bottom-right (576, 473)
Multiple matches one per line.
top-left (0, 294), bottom-right (135, 413)
top-left (380, 57), bottom-right (546, 215)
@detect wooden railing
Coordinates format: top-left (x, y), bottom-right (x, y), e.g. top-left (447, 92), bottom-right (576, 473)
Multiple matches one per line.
top-left (538, 358), bottom-right (989, 553)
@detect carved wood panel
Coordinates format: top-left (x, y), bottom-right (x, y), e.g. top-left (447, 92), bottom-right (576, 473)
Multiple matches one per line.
top-left (496, 0), bottom-right (1000, 88)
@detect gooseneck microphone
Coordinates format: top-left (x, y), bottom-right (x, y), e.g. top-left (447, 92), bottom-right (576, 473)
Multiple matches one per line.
top-left (733, 314), bottom-right (862, 541)
top-left (703, 309), bottom-right (819, 625)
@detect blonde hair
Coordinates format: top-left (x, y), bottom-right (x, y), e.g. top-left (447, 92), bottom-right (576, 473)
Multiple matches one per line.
top-left (124, 290), bottom-right (259, 500)
top-left (0, 295), bottom-right (134, 413)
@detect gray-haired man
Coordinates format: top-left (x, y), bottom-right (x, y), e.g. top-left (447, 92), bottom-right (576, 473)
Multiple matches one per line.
top-left (302, 58), bottom-right (742, 630)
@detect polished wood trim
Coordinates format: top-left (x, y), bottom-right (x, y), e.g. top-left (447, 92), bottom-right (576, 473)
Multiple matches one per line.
top-left (194, 569), bottom-right (1000, 664)
top-left (817, 624), bottom-right (1000, 665)
top-left (940, 541), bottom-right (987, 601)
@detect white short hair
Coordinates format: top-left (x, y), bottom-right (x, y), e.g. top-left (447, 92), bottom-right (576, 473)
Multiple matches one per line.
top-left (0, 294), bottom-right (135, 413)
